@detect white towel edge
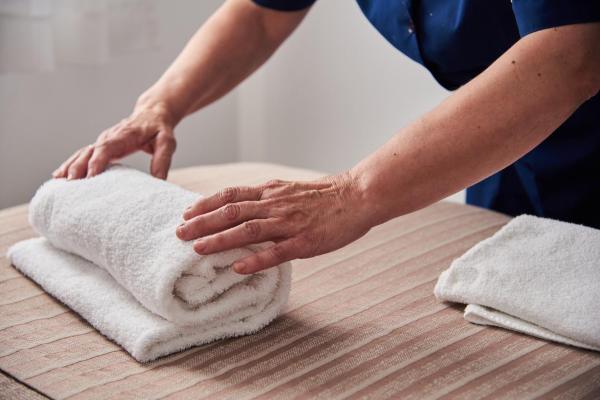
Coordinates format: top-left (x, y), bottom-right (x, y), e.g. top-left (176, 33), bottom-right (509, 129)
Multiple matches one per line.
top-left (464, 304), bottom-right (600, 352)
top-left (7, 238), bottom-right (292, 362)
top-left (136, 264), bottom-right (291, 362)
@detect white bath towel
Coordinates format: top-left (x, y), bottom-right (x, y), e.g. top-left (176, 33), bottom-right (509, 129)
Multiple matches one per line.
top-left (434, 215), bottom-right (600, 352)
top-left (8, 166), bottom-right (291, 362)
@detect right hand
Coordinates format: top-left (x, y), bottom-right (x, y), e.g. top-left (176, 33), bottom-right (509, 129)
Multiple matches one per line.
top-left (52, 101), bottom-right (177, 180)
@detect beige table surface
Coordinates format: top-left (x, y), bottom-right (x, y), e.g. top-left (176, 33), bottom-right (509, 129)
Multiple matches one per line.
top-left (1, 163), bottom-right (599, 400)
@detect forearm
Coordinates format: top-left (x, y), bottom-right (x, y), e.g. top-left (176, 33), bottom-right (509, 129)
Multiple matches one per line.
top-left (352, 23), bottom-right (600, 225)
top-left (137, 0), bottom-right (308, 126)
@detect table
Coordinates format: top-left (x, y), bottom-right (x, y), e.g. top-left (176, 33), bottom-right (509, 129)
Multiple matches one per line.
top-left (1, 163), bottom-right (599, 399)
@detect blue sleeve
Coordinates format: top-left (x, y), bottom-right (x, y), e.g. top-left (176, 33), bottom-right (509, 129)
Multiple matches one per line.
top-left (512, 0), bottom-right (600, 37)
top-left (252, 0), bottom-right (316, 11)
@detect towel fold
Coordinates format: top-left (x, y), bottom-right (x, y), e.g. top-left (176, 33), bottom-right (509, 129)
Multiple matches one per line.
top-left (434, 215), bottom-right (600, 352)
top-left (8, 166), bottom-right (291, 362)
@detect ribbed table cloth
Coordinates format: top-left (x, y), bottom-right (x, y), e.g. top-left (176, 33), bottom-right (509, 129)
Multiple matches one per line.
top-left (1, 163), bottom-right (599, 400)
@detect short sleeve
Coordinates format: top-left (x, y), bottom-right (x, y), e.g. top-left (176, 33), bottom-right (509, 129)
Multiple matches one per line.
top-left (252, 0), bottom-right (316, 11)
top-left (512, 0), bottom-right (600, 37)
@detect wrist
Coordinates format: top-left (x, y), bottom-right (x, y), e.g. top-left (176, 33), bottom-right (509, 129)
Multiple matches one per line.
top-left (328, 168), bottom-right (379, 232)
top-left (348, 163), bottom-right (395, 227)
top-left (136, 86), bottom-right (184, 128)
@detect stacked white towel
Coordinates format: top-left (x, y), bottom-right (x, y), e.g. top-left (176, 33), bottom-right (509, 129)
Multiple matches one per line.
top-left (8, 166), bottom-right (291, 362)
top-left (435, 214), bottom-right (600, 351)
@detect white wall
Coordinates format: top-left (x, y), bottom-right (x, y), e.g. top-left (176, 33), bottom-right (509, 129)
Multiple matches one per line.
top-left (0, 0), bottom-right (238, 209)
top-left (238, 0), bottom-right (449, 171)
top-left (0, 0), bottom-right (462, 209)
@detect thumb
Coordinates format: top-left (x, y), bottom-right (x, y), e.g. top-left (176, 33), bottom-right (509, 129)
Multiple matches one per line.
top-left (150, 129), bottom-right (176, 180)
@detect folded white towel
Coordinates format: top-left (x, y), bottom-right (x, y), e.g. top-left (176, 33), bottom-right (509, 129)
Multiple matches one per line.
top-left (8, 166), bottom-right (291, 362)
top-left (434, 215), bottom-right (600, 352)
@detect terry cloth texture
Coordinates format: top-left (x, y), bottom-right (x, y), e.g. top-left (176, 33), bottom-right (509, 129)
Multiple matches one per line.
top-left (7, 166), bottom-right (291, 362)
top-left (434, 214), bottom-right (600, 352)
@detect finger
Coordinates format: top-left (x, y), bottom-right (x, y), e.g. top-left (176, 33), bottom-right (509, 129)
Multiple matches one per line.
top-left (183, 186), bottom-right (262, 221)
top-left (177, 200), bottom-right (271, 241)
top-left (87, 136), bottom-right (123, 177)
top-left (87, 145), bottom-right (111, 177)
top-left (193, 219), bottom-right (284, 255)
top-left (232, 238), bottom-right (300, 274)
top-left (150, 130), bottom-right (176, 180)
top-left (53, 148), bottom-right (83, 178)
top-left (66, 146), bottom-right (94, 180)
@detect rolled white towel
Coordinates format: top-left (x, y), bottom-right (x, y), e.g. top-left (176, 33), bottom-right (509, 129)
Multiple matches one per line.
top-left (8, 166), bottom-right (291, 361)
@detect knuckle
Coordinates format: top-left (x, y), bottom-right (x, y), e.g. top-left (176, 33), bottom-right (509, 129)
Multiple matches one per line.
top-left (110, 123), bottom-right (125, 135)
top-left (182, 220), bottom-right (196, 235)
top-left (118, 124), bottom-right (132, 134)
top-left (219, 187), bottom-right (238, 203)
top-left (158, 134), bottom-right (176, 153)
top-left (90, 146), bottom-right (107, 159)
top-left (264, 179), bottom-right (284, 188)
top-left (269, 244), bottom-right (288, 261)
top-left (164, 135), bottom-right (176, 149)
top-left (221, 203), bottom-right (241, 221)
top-left (306, 189), bottom-right (322, 199)
top-left (243, 221), bottom-right (261, 239)
top-left (119, 119), bottom-right (134, 130)
top-left (289, 208), bottom-right (308, 222)
top-left (95, 138), bottom-right (115, 150)
top-left (212, 234), bottom-right (226, 246)
top-left (96, 130), bottom-right (111, 143)
top-left (117, 129), bottom-right (137, 142)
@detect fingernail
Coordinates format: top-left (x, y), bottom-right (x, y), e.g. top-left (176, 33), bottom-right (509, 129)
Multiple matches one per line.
top-left (156, 171), bottom-right (167, 180)
top-left (67, 174), bottom-right (73, 180)
top-left (233, 262), bottom-right (246, 274)
top-left (194, 240), bottom-right (205, 252)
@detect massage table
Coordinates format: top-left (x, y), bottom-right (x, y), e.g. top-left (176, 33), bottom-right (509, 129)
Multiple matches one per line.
top-left (1, 163), bottom-right (599, 399)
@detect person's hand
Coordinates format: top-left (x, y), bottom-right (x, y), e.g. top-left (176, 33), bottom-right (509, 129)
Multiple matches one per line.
top-left (52, 101), bottom-right (177, 180)
top-left (176, 173), bottom-right (373, 274)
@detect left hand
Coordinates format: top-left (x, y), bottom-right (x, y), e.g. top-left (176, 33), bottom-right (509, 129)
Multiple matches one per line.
top-left (176, 172), bottom-right (372, 274)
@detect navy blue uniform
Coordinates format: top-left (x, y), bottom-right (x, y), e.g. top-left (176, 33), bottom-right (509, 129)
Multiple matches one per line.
top-left (254, 0), bottom-right (600, 227)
